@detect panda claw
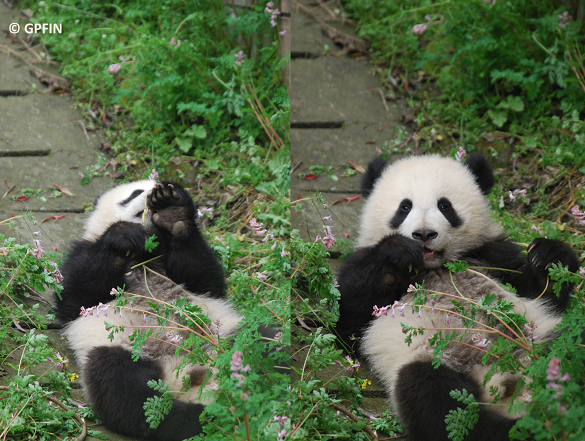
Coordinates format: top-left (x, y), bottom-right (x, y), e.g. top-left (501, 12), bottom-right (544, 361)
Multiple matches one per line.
top-left (125, 250), bottom-right (131, 257)
top-left (408, 264), bottom-right (413, 273)
top-left (527, 242), bottom-right (538, 254)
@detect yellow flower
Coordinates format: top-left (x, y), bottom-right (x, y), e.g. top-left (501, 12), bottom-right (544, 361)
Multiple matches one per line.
top-left (361, 379), bottom-right (371, 389)
top-left (69, 372), bottom-right (79, 382)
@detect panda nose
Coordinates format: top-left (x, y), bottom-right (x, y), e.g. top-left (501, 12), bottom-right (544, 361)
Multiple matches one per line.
top-left (412, 229), bottom-right (438, 242)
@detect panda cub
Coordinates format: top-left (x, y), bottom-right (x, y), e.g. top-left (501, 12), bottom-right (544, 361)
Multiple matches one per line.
top-left (56, 180), bottom-right (239, 441)
top-left (337, 154), bottom-right (579, 441)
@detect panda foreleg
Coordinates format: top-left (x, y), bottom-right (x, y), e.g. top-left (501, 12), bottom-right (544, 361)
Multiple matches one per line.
top-left (467, 237), bottom-right (579, 312)
top-left (84, 346), bottom-right (205, 441)
top-left (337, 234), bottom-right (424, 351)
top-left (56, 221), bottom-right (146, 320)
top-left (147, 181), bottom-right (226, 298)
top-left (522, 237), bottom-right (580, 310)
top-left (394, 361), bottom-right (516, 441)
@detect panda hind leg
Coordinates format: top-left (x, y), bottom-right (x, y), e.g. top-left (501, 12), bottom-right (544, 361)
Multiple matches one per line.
top-left (394, 361), bottom-right (516, 441)
top-left (84, 346), bottom-right (205, 441)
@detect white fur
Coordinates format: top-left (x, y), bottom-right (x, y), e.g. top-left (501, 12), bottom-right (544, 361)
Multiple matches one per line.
top-left (362, 259), bottom-right (560, 418)
top-left (65, 181), bottom-right (242, 403)
top-left (357, 155), bottom-right (501, 265)
top-left (83, 180), bottom-right (157, 241)
top-left (358, 155), bottom-right (561, 422)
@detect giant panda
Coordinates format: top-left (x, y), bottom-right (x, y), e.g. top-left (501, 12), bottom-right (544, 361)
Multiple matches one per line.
top-left (55, 180), bottom-right (241, 441)
top-left (336, 154), bottom-right (580, 441)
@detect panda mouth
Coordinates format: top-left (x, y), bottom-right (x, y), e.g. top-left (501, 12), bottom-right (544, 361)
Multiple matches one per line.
top-left (423, 247), bottom-right (441, 260)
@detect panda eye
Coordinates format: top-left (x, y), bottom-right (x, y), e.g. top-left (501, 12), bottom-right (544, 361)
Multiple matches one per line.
top-left (135, 211), bottom-right (143, 218)
top-left (400, 204), bottom-right (411, 213)
top-left (438, 201), bottom-right (451, 211)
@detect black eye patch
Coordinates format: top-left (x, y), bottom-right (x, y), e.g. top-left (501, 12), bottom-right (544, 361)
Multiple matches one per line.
top-left (438, 197), bottom-right (463, 228)
top-left (390, 198), bottom-right (412, 229)
top-left (119, 189), bottom-right (145, 207)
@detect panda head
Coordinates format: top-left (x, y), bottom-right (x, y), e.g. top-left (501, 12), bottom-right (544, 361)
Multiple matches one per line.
top-left (82, 180), bottom-right (157, 241)
top-left (357, 154), bottom-right (501, 268)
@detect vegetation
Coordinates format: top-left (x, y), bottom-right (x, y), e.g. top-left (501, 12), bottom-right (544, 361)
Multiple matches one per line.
top-left (291, 1), bottom-right (585, 440)
top-left (1, 0), bottom-right (290, 439)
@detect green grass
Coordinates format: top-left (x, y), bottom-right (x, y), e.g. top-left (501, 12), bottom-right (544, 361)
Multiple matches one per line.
top-left (1, 0), bottom-right (291, 439)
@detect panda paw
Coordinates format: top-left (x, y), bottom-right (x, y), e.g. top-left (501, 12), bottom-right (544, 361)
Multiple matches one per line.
top-left (101, 222), bottom-right (146, 267)
top-left (377, 234), bottom-right (426, 275)
top-left (147, 182), bottom-right (193, 236)
top-left (147, 182), bottom-right (190, 211)
top-left (527, 238), bottom-right (579, 273)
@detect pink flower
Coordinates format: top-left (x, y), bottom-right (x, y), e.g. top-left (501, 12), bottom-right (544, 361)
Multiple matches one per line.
top-left (558, 11), bottom-right (572, 28)
top-left (47, 352), bottom-right (69, 370)
top-left (412, 24), bottom-right (427, 35)
top-left (471, 333), bottom-right (488, 348)
top-left (571, 205), bottom-right (585, 226)
top-left (108, 64), bottom-right (121, 74)
top-left (455, 146), bottom-right (467, 162)
top-left (255, 270), bottom-right (268, 281)
top-left (509, 189), bottom-right (527, 202)
top-left (149, 169), bottom-right (159, 180)
top-left (321, 225), bottom-right (336, 249)
top-left (230, 350), bottom-right (251, 387)
top-left (234, 50), bottom-right (247, 66)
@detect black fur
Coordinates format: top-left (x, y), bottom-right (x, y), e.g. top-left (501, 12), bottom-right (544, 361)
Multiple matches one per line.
top-left (337, 155), bottom-right (580, 441)
top-left (467, 236), bottom-right (579, 311)
top-left (55, 181), bottom-right (226, 321)
top-left (337, 157), bottom-right (579, 349)
top-left (361, 157), bottom-right (388, 198)
top-left (336, 233), bottom-right (425, 349)
top-left (464, 153), bottom-right (494, 195)
top-left (84, 346), bottom-right (206, 441)
top-left (390, 199), bottom-right (413, 229)
top-left (395, 361), bottom-right (516, 441)
top-left (55, 181), bottom-right (227, 440)
top-left (437, 197), bottom-right (463, 228)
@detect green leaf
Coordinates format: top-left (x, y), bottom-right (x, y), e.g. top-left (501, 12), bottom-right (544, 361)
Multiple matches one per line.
top-left (487, 110), bottom-right (507, 128)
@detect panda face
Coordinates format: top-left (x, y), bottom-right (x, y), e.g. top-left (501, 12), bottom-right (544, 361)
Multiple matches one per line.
top-left (357, 155), bottom-right (501, 268)
top-left (82, 180), bottom-right (157, 241)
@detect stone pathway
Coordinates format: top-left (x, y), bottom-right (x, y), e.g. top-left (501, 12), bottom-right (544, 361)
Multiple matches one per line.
top-left (0, 5), bottom-right (137, 440)
top-left (290, 0), bottom-right (409, 419)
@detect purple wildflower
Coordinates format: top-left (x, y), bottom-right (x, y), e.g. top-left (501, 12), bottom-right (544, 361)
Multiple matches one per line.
top-left (455, 146), bottom-right (467, 162)
top-left (230, 350), bottom-right (251, 387)
top-left (558, 11), bottom-right (572, 28)
top-left (108, 64), bottom-right (121, 74)
top-left (471, 333), bottom-right (488, 348)
top-left (48, 352), bottom-right (69, 370)
top-left (412, 24), bottom-right (427, 35)
top-left (234, 50), bottom-right (246, 66)
top-left (571, 205), bottom-right (585, 226)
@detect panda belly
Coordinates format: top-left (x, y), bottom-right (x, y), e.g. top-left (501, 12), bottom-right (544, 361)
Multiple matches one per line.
top-left (62, 269), bottom-right (243, 435)
top-left (362, 269), bottom-right (561, 439)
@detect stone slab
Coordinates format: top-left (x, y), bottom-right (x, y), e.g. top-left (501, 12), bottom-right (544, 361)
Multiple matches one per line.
top-left (291, 190), bottom-right (363, 243)
top-left (0, 53), bottom-right (44, 94)
top-left (0, 152), bottom-right (114, 211)
top-left (0, 93), bottom-right (101, 153)
top-left (291, 123), bottom-right (399, 192)
top-left (291, 56), bottom-right (401, 124)
top-left (0, 210), bottom-right (89, 253)
top-left (291, 2), bottom-right (334, 57)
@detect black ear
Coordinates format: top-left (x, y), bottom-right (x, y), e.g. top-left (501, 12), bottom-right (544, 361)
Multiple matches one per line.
top-left (464, 153), bottom-right (494, 195)
top-left (361, 157), bottom-right (388, 198)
